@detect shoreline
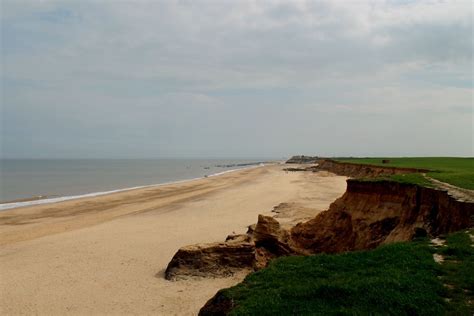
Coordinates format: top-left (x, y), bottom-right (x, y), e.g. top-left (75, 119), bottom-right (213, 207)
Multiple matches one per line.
top-left (0, 164), bottom-right (347, 315)
top-left (0, 163), bottom-right (268, 211)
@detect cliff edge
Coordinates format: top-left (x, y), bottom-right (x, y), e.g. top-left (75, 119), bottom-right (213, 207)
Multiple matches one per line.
top-left (165, 178), bottom-right (473, 280)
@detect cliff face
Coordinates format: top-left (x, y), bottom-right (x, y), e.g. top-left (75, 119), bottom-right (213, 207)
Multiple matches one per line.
top-left (166, 179), bottom-right (473, 281)
top-left (165, 160), bottom-right (472, 283)
top-left (199, 180), bottom-right (473, 315)
top-left (197, 162), bottom-right (473, 314)
top-left (314, 159), bottom-right (429, 178)
top-left (289, 179), bottom-right (473, 254)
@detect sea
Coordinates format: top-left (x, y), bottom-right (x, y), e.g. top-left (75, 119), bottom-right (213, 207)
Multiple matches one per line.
top-left (0, 158), bottom-right (273, 211)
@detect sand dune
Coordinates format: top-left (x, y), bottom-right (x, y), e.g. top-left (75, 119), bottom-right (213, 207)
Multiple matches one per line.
top-left (0, 164), bottom-right (346, 315)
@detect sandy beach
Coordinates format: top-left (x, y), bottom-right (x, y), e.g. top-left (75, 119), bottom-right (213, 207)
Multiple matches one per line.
top-left (0, 164), bottom-right (347, 315)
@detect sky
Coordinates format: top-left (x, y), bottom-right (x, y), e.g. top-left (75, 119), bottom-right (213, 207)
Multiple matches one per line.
top-left (1, 0), bottom-right (473, 159)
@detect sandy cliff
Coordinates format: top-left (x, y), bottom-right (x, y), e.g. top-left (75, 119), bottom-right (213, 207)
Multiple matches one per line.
top-left (290, 179), bottom-right (473, 253)
top-left (198, 177), bottom-right (473, 315)
top-left (162, 161), bottom-right (473, 314)
top-left (166, 178), bottom-right (473, 281)
top-left (166, 160), bottom-right (473, 277)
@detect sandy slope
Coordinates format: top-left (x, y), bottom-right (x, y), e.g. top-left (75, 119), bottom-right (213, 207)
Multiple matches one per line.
top-left (0, 164), bottom-right (346, 315)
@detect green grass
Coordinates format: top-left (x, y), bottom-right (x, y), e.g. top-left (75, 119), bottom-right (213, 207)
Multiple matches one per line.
top-left (216, 233), bottom-right (474, 315)
top-left (438, 228), bottom-right (474, 314)
top-left (334, 157), bottom-right (474, 190)
top-left (222, 241), bottom-right (448, 315)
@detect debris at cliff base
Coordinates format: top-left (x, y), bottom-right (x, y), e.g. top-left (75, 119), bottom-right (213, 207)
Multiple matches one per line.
top-left (164, 242), bottom-right (255, 280)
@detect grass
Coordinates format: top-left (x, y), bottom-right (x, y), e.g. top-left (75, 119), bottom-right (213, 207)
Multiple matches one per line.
top-left (216, 233), bottom-right (474, 315)
top-left (334, 157), bottom-right (474, 190)
top-left (438, 228), bottom-right (474, 314)
top-left (222, 241), bottom-right (448, 315)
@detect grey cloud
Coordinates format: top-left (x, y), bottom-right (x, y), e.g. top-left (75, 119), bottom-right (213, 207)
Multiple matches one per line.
top-left (1, 0), bottom-right (472, 158)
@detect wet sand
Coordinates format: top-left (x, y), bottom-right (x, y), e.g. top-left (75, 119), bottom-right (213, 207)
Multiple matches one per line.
top-left (0, 164), bottom-right (347, 315)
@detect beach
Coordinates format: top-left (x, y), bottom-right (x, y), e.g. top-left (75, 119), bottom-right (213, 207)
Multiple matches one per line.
top-left (0, 164), bottom-right (347, 315)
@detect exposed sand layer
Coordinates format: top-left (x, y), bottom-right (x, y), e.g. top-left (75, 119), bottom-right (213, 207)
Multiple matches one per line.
top-left (0, 164), bottom-right (347, 315)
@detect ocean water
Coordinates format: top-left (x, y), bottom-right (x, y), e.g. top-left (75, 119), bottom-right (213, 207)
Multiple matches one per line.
top-left (0, 159), bottom-right (269, 210)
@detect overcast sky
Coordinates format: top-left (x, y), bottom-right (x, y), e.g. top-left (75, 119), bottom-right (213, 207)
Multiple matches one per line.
top-left (1, 0), bottom-right (472, 159)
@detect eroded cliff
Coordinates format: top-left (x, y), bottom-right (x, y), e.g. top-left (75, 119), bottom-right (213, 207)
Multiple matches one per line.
top-left (165, 179), bottom-right (473, 280)
top-left (289, 179), bottom-right (473, 254)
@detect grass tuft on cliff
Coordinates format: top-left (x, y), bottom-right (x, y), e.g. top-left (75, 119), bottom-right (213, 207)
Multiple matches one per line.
top-left (335, 157), bottom-right (474, 190)
top-left (220, 241), bottom-right (449, 315)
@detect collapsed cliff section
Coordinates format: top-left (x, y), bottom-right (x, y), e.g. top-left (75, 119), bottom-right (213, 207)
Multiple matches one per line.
top-left (164, 217), bottom-right (292, 280)
top-left (164, 179), bottom-right (473, 281)
top-left (165, 242), bottom-right (255, 280)
top-left (311, 159), bottom-right (430, 178)
top-left (165, 233), bottom-right (255, 280)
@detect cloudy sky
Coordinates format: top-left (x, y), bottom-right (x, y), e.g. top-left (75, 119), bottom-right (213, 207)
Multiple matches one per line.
top-left (1, 0), bottom-right (472, 159)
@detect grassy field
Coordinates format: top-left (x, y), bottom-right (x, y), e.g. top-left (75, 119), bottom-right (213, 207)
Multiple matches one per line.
top-left (216, 231), bottom-right (474, 315)
top-left (335, 157), bottom-right (474, 190)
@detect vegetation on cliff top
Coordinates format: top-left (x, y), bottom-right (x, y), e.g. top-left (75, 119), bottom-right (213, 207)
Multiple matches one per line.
top-left (210, 230), bottom-right (474, 315)
top-left (335, 157), bottom-right (474, 190)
